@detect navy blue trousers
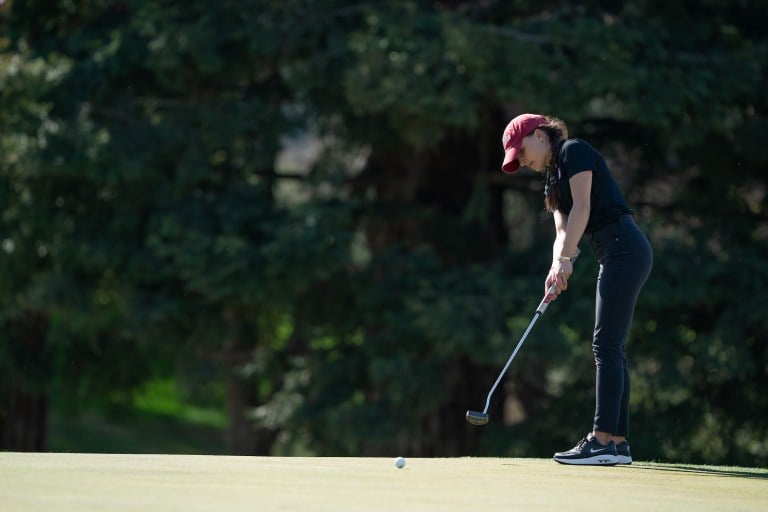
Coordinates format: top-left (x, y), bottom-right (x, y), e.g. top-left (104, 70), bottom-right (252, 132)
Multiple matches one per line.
top-left (586, 215), bottom-right (653, 438)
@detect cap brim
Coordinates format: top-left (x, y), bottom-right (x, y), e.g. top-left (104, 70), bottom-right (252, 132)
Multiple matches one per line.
top-left (502, 147), bottom-right (520, 174)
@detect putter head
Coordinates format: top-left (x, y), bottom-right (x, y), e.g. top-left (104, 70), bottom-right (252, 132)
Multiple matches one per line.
top-left (465, 410), bottom-right (489, 425)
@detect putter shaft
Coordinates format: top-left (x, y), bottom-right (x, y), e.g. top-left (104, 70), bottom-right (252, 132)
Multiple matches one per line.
top-left (466, 249), bottom-right (580, 425)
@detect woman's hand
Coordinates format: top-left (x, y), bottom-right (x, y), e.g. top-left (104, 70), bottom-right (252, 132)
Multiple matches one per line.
top-left (545, 260), bottom-right (573, 300)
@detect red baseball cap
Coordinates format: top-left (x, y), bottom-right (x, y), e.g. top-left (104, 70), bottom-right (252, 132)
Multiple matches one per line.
top-left (501, 113), bottom-right (547, 174)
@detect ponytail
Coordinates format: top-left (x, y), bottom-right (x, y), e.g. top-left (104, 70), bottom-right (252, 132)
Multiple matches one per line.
top-left (544, 166), bottom-right (560, 213)
top-left (536, 116), bottom-right (568, 213)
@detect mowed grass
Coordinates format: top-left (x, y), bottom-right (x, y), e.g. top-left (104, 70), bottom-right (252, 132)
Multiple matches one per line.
top-left (1, 453), bottom-right (766, 512)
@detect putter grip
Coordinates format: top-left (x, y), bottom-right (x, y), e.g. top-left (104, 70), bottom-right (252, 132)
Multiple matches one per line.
top-left (537, 248), bottom-right (581, 314)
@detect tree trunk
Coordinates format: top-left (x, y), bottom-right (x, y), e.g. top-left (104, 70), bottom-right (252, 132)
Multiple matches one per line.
top-left (226, 370), bottom-right (257, 455)
top-left (222, 308), bottom-right (257, 454)
top-left (0, 389), bottom-right (48, 451)
top-left (222, 309), bottom-right (278, 455)
top-left (0, 311), bottom-right (49, 451)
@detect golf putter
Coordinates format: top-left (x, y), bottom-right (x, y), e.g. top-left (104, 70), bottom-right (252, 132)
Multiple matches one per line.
top-left (466, 249), bottom-right (581, 425)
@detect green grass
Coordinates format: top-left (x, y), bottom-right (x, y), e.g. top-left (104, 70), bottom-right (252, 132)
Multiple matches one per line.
top-left (47, 409), bottom-right (226, 454)
top-left (48, 378), bottom-right (227, 455)
top-left (1, 453), bottom-right (766, 512)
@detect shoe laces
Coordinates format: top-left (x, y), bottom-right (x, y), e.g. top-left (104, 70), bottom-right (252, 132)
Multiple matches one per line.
top-left (574, 437), bottom-right (590, 450)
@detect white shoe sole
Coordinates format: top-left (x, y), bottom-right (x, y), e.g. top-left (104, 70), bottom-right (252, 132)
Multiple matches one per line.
top-left (617, 455), bottom-right (633, 464)
top-left (554, 454), bottom-right (619, 465)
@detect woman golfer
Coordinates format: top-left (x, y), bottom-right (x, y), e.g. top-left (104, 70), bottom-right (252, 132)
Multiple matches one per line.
top-left (501, 113), bottom-right (653, 465)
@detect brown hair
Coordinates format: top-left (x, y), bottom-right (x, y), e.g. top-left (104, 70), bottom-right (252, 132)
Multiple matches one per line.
top-left (533, 116), bottom-right (569, 212)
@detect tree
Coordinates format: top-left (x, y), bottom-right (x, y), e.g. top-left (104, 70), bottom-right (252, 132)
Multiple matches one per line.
top-left (259, 0), bottom-right (768, 462)
top-left (2, 0), bottom-right (766, 464)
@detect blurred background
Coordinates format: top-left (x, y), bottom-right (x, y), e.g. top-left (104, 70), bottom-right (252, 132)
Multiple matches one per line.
top-left (1, 1), bottom-right (766, 466)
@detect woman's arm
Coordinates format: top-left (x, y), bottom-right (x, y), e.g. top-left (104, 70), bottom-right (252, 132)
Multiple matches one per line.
top-left (551, 209), bottom-right (569, 266)
top-left (560, 171), bottom-right (592, 259)
top-left (547, 171), bottom-right (592, 298)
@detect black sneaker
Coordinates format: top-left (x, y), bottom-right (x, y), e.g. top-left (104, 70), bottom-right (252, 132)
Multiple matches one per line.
top-left (616, 441), bottom-right (632, 465)
top-left (553, 434), bottom-right (619, 465)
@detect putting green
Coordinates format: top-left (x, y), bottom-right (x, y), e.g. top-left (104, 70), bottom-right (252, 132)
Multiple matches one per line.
top-left (1, 453), bottom-right (766, 511)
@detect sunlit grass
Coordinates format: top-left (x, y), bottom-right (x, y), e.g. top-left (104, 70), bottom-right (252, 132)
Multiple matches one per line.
top-left (2, 454), bottom-right (766, 512)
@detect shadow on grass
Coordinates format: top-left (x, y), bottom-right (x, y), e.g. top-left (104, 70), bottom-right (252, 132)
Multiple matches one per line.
top-left (630, 463), bottom-right (768, 480)
top-left (48, 406), bottom-right (227, 455)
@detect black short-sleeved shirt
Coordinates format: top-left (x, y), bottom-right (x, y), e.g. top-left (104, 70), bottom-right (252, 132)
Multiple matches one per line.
top-left (555, 139), bottom-right (632, 233)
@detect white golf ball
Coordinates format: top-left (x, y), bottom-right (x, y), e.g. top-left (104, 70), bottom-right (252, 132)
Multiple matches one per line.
top-left (394, 456), bottom-right (406, 468)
